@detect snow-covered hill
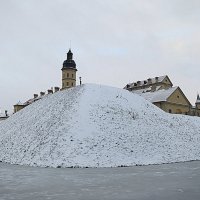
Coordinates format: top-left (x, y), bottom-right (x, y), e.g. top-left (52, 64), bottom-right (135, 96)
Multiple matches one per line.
top-left (0, 84), bottom-right (200, 168)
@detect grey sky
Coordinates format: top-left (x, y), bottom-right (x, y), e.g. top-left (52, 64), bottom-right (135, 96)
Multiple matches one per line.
top-left (1, 0), bottom-right (200, 113)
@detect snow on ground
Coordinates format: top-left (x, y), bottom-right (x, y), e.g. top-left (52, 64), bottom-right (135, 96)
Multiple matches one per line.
top-left (0, 84), bottom-right (200, 168)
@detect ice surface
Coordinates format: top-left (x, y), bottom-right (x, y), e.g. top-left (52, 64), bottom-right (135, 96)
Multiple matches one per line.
top-left (0, 161), bottom-right (200, 200)
top-left (0, 84), bottom-right (200, 167)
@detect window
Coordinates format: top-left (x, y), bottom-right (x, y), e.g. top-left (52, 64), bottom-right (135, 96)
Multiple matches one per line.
top-left (71, 82), bottom-right (73, 86)
top-left (177, 95), bottom-right (179, 98)
top-left (67, 82), bottom-right (69, 86)
top-left (67, 73), bottom-right (69, 78)
top-left (72, 74), bottom-right (74, 78)
top-left (169, 109), bottom-right (172, 113)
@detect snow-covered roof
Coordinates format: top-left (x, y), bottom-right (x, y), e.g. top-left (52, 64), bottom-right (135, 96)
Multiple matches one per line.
top-left (196, 99), bottom-right (200, 104)
top-left (127, 75), bottom-right (170, 88)
top-left (196, 94), bottom-right (200, 104)
top-left (14, 101), bottom-right (24, 106)
top-left (132, 85), bottom-right (162, 94)
top-left (133, 86), bottom-right (178, 103)
top-left (24, 96), bottom-right (42, 106)
top-left (0, 113), bottom-right (8, 119)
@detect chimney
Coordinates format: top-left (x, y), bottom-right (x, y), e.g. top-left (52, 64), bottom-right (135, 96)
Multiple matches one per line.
top-left (40, 92), bottom-right (45, 96)
top-left (48, 89), bottom-right (53, 94)
top-left (147, 78), bottom-right (152, 84)
top-left (137, 81), bottom-right (141, 86)
top-left (151, 85), bottom-right (156, 92)
top-left (34, 94), bottom-right (38, 99)
top-left (54, 87), bottom-right (60, 92)
top-left (155, 77), bottom-right (159, 82)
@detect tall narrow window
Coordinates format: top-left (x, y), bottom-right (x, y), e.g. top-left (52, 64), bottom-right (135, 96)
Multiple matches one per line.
top-left (67, 82), bottom-right (69, 86)
top-left (72, 82), bottom-right (73, 86)
top-left (72, 74), bottom-right (74, 78)
top-left (67, 73), bottom-right (69, 78)
top-left (169, 109), bottom-right (172, 113)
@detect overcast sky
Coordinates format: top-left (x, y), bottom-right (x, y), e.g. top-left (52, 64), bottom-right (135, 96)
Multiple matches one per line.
top-left (1, 0), bottom-right (200, 113)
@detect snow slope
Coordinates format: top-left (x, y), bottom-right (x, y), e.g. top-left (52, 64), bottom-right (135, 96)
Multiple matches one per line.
top-left (0, 84), bottom-right (200, 168)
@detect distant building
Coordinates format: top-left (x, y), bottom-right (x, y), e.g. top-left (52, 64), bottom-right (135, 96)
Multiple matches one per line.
top-left (0, 110), bottom-right (9, 121)
top-left (124, 75), bottom-right (200, 117)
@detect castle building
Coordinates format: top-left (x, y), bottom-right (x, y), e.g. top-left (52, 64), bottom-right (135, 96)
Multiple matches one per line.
top-left (13, 49), bottom-right (77, 113)
top-left (62, 49), bottom-right (77, 89)
top-left (124, 75), bottom-right (200, 117)
top-left (13, 88), bottom-right (60, 113)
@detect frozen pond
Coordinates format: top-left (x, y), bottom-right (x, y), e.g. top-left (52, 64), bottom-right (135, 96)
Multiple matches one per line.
top-left (0, 161), bottom-right (200, 200)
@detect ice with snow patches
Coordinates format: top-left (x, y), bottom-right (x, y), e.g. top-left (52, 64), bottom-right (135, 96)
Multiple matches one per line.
top-left (0, 84), bottom-right (200, 168)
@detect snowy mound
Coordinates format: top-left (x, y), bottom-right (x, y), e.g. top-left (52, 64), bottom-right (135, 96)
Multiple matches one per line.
top-left (0, 84), bottom-right (200, 168)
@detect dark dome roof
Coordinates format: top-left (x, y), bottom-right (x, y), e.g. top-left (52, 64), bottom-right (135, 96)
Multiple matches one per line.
top-left (63, 59), bottom-right (76, 68)
top-left (62, 49), bottom-right (77, 70)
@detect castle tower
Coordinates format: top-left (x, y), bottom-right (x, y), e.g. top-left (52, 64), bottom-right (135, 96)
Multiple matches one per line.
top-left (196, 94), bottom-right (200, 109)
top-left (61, 49), bottom-right (77, 89)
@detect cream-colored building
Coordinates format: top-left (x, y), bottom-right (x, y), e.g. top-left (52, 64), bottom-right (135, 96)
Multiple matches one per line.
top-left (124, 75), bottom-right (200, 116)
top-left (62, 49), bottom-right (77, 89)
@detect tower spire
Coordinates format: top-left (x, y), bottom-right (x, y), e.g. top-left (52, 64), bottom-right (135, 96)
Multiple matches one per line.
top-left (197, 93), bottom-right (200, 100)
top-left (67, 49), bottom-right (73, 60)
